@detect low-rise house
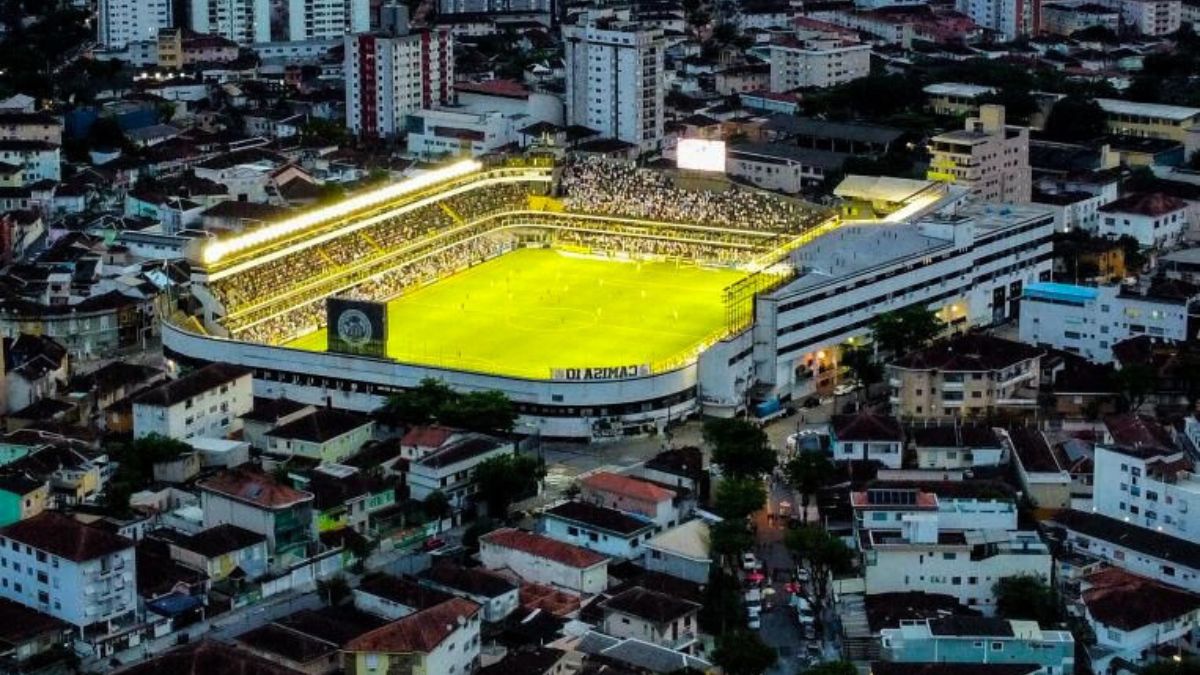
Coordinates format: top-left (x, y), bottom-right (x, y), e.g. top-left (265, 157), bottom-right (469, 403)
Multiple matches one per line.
top-left (3, 334), bottom-right (68, 415)
top-left (541, 501), bottom-right (657, 560)
top-left (0, 473), bottom-right (48, 527)
top-left (197, 469), bottom-right (316, 565)
top-left (343, 598), bottom-right (482, 675)
top-left (633, 446), bottom-right (709, 504)
top-left (132, 363), bottom-right (253, 440)
top-left (352, 573), bottom-right (455, 621)
top-left (264, 408), bottom-right (374, 464)
top-left (418, 561), bottom-right (520, 623)
top-left (165, 524), bottom-right (268, 582)
top-left (1098, 192), bottom-right (1188, 249)
top-left (600, 586), bottom-right (701, 653)
top-left (1002, 427), bottom-right (1073, 509)
top-left (396, 425), bottom-right (460, 460)
top-left (477, 646), bottom-right (567, 675)
top-left (574, 631), bottom-right (712, 673)
top-left (888, 335), bottom-right (1043, 420)
top-left (120, 639), bottom-right (310, 675)
top-left (642, 519), bottom-right (711, 584)
top-left (879, 617), bottom-right (1075, 672)
top-left (580, 472), bottom-right (684, 529)
top-left (232, 606), bottom-right (388, 675)
top-left (0, 512), bottom-right (136, 640)
top-left (1078, 567), bottom-right (1200, 673)
top-left (0, 597), bottom-right (71, 673)
top-left (910, 425), bottom-right (1006, 470)
top-left (830, 410), bottom-right (904, 468)
top-left (480, 528), bottom-right (609, 595)
top-left (240, 397), bottom-right (314, 450)
top-left (1049, 509), bottom-right (1200, 594)
top-left (68, 361), bottom-right (165, 413)
top-left (406, 434), bottom-right (515, 517)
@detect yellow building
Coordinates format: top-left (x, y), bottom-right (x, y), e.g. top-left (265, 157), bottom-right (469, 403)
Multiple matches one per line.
top-left (1096, 98), bottom-right (1200, 155)
top-left (344, 598), bottom-right (481, 675)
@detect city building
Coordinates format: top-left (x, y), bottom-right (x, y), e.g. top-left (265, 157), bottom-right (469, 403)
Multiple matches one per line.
top-left (1049, 509), bottom-right (1200, 593)
top-left (563, 10), bottom-right (666, 152)
top-left (263, 408), bottom-right (374, 464)
top-left (829, 410), bottom-right (904, 468)
top-left (1002, 427), bottom-right (1075, 509)
top-left (418, 561), bottom-right (520, 622)
top-left (132, 363), bottom-right (253, 440)
top-left (1078, 567), bottom-right (1200, 673)
top-left (343, 598), bottom-right (481, 675)
top-left (0, 512), bottom-right (136, 638)
top-left (955, 0), bottom-right (1034, 39)
top-left (541, 500), bottom-right (658, 560)
top-left (1097, 192), bottom-right (1188, 248)
top-left (0, 112), bottom-right (63, 146)
top-left (98, 0), bottom-right (173, 50)
top-left (579, 472), bottom-right (684, 529)
top-left (1095, 99), bottom-right (1200, 155)
top-left (1019, 282), bottom-right (1192, 364)
top-left (642, 519), bottom-right (711, 584)
top-left (480, 528), bottom-right (609, 595)
top-left (405, 435), bottom-right (515, 515)
top-left (599, 587), bottom-right (700, 652)
top-left (910, 426), bottom-right (1006, 470)
top-left (188, 0), bottom-right (270, 44)
top-left (887, 334), bottom-right (1043, 420)
top-left (344, 28), bottom-right (454, 138)
top-left (924, 83), bottom-right (997, 117)
top-left (0, 474), bottom-right (48, 527)
top-left (405, 109), bottom-right (524, 158)
top-left (767, 36), bottom-right (871, 92)
top-left (163, 524), bottom-right (268, 582)
top-left (0, 141), bottom-right (61, 185)
top-left (880, 617), bottom-right (1075, 672)
top-left (1040, 1), bottom-right (1121, 34)
top-left (1091, 441), bottom-right (1196, 540)
top-left (1095, 0), bottom-right (1181, 34)
top-left (725, 143), bottom-right (849, 193)
top-left (352, 573), bottom-right (456, 620)
top-left (927, 105), bottom-right (1032, 204)
top-left (288, 0), bottom-right (369, 41)
top-left (197, 469), bottom-right (316, 564)
top-left (240, 397), bottom-right (315, 451)
top-left (855, 486), bottom-right (1052, 611)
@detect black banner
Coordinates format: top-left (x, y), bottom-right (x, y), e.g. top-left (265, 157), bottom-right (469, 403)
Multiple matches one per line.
top-left (327, 298), bottom-right (387, 358)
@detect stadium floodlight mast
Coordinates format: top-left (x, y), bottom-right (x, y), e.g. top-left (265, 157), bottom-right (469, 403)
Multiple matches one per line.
top-left (201, 159), bottom-right (484, 265)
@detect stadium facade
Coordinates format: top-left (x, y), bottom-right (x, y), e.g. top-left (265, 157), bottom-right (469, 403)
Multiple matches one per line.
top-left (165, 157), bottom-right (1055, 439)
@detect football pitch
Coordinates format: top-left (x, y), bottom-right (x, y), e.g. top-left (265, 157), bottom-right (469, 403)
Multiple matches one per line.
top-left (286, 247), bottom-right (746, 379)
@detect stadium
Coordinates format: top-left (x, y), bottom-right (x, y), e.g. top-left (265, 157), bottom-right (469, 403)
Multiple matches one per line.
top-left (167, 154), bottom-right (838, 438)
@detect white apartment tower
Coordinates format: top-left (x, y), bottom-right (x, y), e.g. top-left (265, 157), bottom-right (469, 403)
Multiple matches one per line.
top-left (928, 105), bottom-right (1032, 204)
top-left (98, 0), bottom-right (173, 49)
top-left (956, 0), bottom-right (1033, 39)
top-left (289, 0), bottom-right (370, 41)
top-left (563, 11), bottom-right (666, 153)
top-left (344, 29), bottom-right (455, 138)
top-left (190, 0), bottom-right (271, 45)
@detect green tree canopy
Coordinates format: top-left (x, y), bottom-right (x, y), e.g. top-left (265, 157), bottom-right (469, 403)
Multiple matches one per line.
top-left (423, 490), bottom-right (450, 521)
top-left (711, 630), bottom-right (777, 675)
top-left (871, 305), bottom-right (944, 356)
top-left (698, 567), bottom-right (746, 634)
top-left (785, 525), bottom-right (855, 605)
top-left (703, 418), bottom-right (775, 478)
top-left (841, 342), bottom-right (882, 387)
top-left (785, 450), bottom-right (834, 521)
top-left (376, 378), bottom-right (516, 434)
top-left (1044, 96), bottom-right (1108, 143)
top-left (708, 518), bottom-right (755, 561)
top-left (993, 574), bottom-right (1058, 625)
top-left (473, 453), bottom-right (545, 518)
top-left (104, 434), bottom-right (193, 516)
top-left (714, 476), bottom-right (767, 521)
top-left (1113, 363), bottom-right (1155, 413)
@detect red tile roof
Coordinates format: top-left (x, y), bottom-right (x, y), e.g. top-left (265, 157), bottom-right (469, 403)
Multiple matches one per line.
top-left (198, 469), bottom-right (313, 509)
top-left (482, 528), bottom-right (608, 569)
top-left (0, 511), bottom-right (132, 562)
top-left (580, 472), bottom-right (675, 504)
top-left (454, 79), bottom-right (530, 99)
top-left (400, 425), bottom-right (457, 449)
top-left (1099, 192), bottom-right (1188, 217)
top-left (1082, 567), bottom-right (1200, 631)
top-left (344, 598), bottom-right (480, 653)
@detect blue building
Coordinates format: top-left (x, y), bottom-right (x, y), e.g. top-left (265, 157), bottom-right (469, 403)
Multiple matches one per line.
top-left (880, 617), bottom-right (1075, 675)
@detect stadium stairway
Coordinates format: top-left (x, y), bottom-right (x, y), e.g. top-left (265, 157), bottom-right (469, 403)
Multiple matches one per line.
top-left (439, 202), bottom-right (465, 224)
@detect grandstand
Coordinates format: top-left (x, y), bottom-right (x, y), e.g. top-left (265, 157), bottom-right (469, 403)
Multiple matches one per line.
top-left (189, 156), bottom-right (834, 381)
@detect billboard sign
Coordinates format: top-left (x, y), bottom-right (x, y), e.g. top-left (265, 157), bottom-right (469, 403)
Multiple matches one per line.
top-left (327, 298), bottom-right (388, 358)
top-left (677, 138), bottom-right (727, 173)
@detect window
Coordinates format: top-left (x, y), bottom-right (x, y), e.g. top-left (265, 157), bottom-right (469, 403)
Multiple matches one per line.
top-left (567, 527), bottom-right (579, 536)
top-left (992, 642), bottom-right (1004, 651)
top-left (942, 552), bottom-right (956, 560)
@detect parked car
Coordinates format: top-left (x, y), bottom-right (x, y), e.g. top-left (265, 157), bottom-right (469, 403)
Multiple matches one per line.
top-left (748, 614), bottom-right (761, 630)
top-left (421, 537), bottom-right (446, 552)
top-left (741, 552), bottom-right (762, 571)
top-left (832, 382), bottom-right (861, 396)
top-left (795, 566), bottom-right (811, 583)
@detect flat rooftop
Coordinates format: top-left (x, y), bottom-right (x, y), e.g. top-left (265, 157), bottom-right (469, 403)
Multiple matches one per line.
top-left (784, 221), bottom-right (949, 294)
top-left (1096, 98), bottom-right (1200, 121)
top-left (923, 82), bottom-right (997, 98)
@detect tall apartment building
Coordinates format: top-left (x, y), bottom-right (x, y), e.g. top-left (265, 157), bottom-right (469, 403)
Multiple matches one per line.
top-left (563, 11), bottom-right (666, 153)
top-left (189, 0), bottom-right (271, 45)
top-left (767, 37), bottom-right (871, 92)
top-left (98, 0), bottom-right (173, 49)
top-left (1096, 0), bottom-right (1181, 34)
top-left (344, 29), bottom-right (454, 138)
top-left (1092, 443), bottom-right (1198, 540)
top-left (288, 0), bottom-right (370, 41)
top-left (955, 0), bottom-right (1035, 39)
top-left (928, 105), bottom-right (1031, 204)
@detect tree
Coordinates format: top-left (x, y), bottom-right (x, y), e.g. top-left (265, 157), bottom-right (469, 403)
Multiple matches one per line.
top-left (423, 490), bottom-right (450, 523)
top-left (1044, 96), bottom-right (1108, 143)
top-left (438, 389), bottom-right (518, 434)
top-left (103, 434), bottom-right (193, 516)
top-left (1116, 233), bottom-right (1149, 272)
top-left (473, 454), bottom-right (546, 518)
top-left (699, 567), bottom-right (746, 634)
top-left (379, 378), bottom-right (456, 426)
top-left (703, 418), bottom-right (775, 478)
top-left (840, 342), bottom-right (882, 388)
top-left (713, 476), bottom-right (767, 521)
top-left (871, 305), bottom-right (944, 356)
top-left (708, 518), bottom-right (755, 561)
top-left (710, 630), bottom-right (777, 675)
top-left (462, 517), bottom-right (495, 552)
top-left (317, 575), bottom-right (352, 606)
top-left (784, 450), bottom-right (834, 522)
top-left (1142, 660), bottom-right (1200, 675)
top-left (994, 575), bottom-right (1058, 624)
top-left (301, 117), bottom-right (349, 146)
top-left (1114, 363), bottom-right (1155, 413)
top-left (785, 526), bottom-right (854, 606)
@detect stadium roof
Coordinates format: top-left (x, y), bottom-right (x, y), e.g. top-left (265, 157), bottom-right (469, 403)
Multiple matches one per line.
top-left (834, 175), bottom-right (939, 203)
top-left (1095, 98), bottom-right (1200, 121)
top-left (923, 82), bottom-right (997, 98)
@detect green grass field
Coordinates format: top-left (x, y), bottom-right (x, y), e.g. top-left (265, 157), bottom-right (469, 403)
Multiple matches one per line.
top-left (286, 248), bottom-right (745, 379)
